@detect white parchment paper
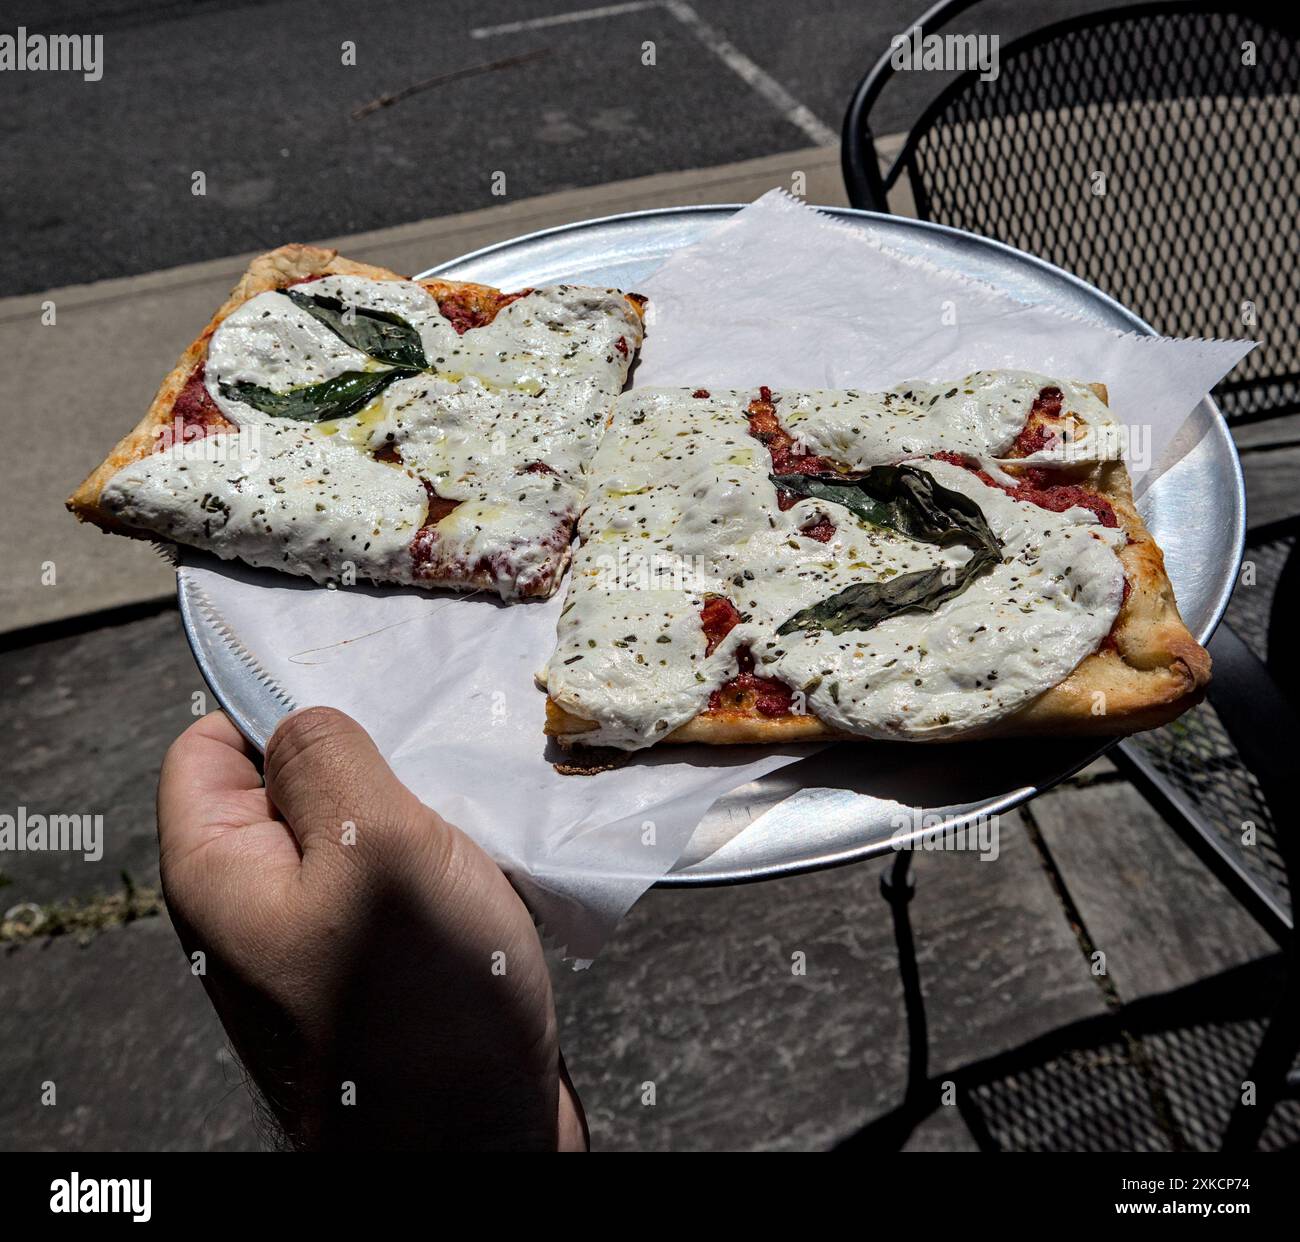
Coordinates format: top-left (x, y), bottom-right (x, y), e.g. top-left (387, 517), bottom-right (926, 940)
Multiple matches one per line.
top-left (184, 190), bottom-right (1253, 960)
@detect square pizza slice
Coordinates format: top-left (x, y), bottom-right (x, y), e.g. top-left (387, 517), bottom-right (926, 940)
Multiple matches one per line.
top-left (67, 244), bottom-right (646, 599)
top-left (541, 374), bottom-right (1210, 751)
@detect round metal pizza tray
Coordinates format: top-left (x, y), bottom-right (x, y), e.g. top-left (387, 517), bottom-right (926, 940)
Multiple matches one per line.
top-left (179, 205), bottom-right (1245, 887)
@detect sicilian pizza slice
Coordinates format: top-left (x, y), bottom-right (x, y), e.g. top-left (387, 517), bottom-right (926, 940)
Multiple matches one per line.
top-left (541, 374), bottom-right (1209, 751)
top-left (67, 244), bottom-right (646, 599)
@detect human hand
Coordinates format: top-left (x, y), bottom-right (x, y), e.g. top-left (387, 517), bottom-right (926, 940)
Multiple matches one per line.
top-left (157, 706), bottom-right (584, 1150)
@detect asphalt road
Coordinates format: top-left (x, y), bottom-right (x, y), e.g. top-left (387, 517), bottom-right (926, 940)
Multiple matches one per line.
top-left (3, 0), bottom-right (1084, 294)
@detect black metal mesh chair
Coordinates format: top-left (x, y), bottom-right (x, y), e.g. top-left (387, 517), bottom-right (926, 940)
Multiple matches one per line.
top-left (843, 0), bottom-right (1300, 1149)
top-left (839, 956), bottom-right (1300, 1150)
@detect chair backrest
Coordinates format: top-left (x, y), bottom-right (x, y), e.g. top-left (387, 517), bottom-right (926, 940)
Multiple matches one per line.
top-left (843, 1), bottom-right (1300, 423)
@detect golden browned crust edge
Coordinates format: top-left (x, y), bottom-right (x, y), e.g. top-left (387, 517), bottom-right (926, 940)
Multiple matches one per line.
top-left (544, 697), bottom-right (846, 745)
top-left (545, 381), bottom-right (1211, 748)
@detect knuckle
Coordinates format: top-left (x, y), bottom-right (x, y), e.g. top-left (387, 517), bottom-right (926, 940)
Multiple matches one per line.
top-left (266, 706), bottom-right (358, 783)
top-left (269, 705), bottom-right (354, 757)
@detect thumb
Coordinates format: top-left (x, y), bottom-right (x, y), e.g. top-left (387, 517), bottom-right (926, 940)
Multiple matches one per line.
top-left (264, 706), bottom-right (439, 868)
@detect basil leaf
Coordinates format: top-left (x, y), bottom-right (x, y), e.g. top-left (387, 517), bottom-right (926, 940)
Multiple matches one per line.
top-left (771, 464), bottom-right (998, 549)
top-left (776, 546), bottom-right (1000, 636)
top-left (773, 463), bottom-right (1004, 636)
top-left (283, 290), bottom-right (429, 370)
top-left (771, 473), bottom-right (895, 530)
top-left (219, 368), bottom-right (417, 422)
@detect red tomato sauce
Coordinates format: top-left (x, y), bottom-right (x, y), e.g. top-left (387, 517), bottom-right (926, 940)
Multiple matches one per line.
top-left (1008, 386), bottom-right (1065, 457)
top-left (745, 391), bottom-right (838, 535)
top-left (435, 288), bottom-right (532, 335)
top-left (745, 390), bottom-right (835, 478)
top-left (417, 478), bottom-right (461, 528)
top-left (700, 595), bottom-right (741, 655)
top-left (157, 364), bottom-right (234, 449)
top-left (708, 672), bottom-right (795, 717)
top-left (409, 486), bottom-right (466, 574)
top-left (801, 516), bottom-right (836, 542)
top-left (699, 594), bottom-right (795, 716)
top-left (1100, 578), bottom-right (1133, 652)
top-left (929, 451), bottom-right (1118, 528)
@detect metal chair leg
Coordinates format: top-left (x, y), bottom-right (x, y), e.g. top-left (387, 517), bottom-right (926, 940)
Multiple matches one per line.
top-left (881, 848), bottom-right (915, 902)
top-left (1222, 955), bottom-right (1300, 1151)
top-left (881, 849), bottom-right (928, 1097)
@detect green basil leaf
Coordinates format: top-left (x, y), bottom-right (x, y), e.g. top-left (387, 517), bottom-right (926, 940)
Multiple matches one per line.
top-left (771, 463), bottom-right (999, 549)
top-left (775, 545), bottom-right (1000, 636)
top-left (219, 368), bottom-right (418, 422)
top-left (283, 290), bottom-right (429, 370)
top-left (771, 473), bottom-right (895, 530)
top-left (773, 463), bottom-right (1004, 636)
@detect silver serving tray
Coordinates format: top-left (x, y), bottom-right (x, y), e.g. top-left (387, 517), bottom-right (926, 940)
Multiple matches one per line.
top-left (179, 205), bottom-right (1244, 886)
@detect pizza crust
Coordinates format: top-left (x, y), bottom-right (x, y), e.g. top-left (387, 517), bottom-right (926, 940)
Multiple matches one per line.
top-left (545, 383), bottom-right (1211, 747)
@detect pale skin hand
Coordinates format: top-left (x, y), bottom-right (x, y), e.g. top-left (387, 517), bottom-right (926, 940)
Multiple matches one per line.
top-left (157, 706), bottom-right (586, 1151)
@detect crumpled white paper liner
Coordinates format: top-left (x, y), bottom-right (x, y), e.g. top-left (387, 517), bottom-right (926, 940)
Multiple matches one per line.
top-left (183, 190), bottom-right (1254, 961)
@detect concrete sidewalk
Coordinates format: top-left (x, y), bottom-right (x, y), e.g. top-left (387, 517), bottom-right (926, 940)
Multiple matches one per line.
top-left (5, 144), bottom-right (867, 634)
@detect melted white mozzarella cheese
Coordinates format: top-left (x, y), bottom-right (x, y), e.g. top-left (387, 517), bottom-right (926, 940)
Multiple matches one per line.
top-left (335, 374), bottom-right (609, 495)
top-left (320, 373), bottom-right (618, 597)
top-left (768, 461), bottom-right (1125, 739)
top-left (996, 423), bottom-right (1126, 466)
top-left (545, 385), bottom-right (1126, 749)
top-left (782, 370), bottom-right (1116, 467)
top-left (205, 276), bottom-right (642, 425)
top-left (204, 289), bottom-right (376, 402)
top-left (100, 424), bottom-right (428, 585)
top-left (431, 286), bottom-right (644, 394)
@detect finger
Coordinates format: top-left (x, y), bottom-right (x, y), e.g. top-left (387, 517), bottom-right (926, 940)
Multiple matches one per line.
top-left (157, 711), bottom-right (288, 871)
top-left (263, 706), bottom-right (439, 868)
top-left (168, 709), bottom-right (261, 781)
top-left (159, 711), bottom-right (263, 837)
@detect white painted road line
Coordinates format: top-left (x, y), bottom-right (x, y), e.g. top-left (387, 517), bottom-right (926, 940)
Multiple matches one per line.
top-left (662, 0), bottom-right (839, 147)
top-left (471, 2), bottom-right (661, 40)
